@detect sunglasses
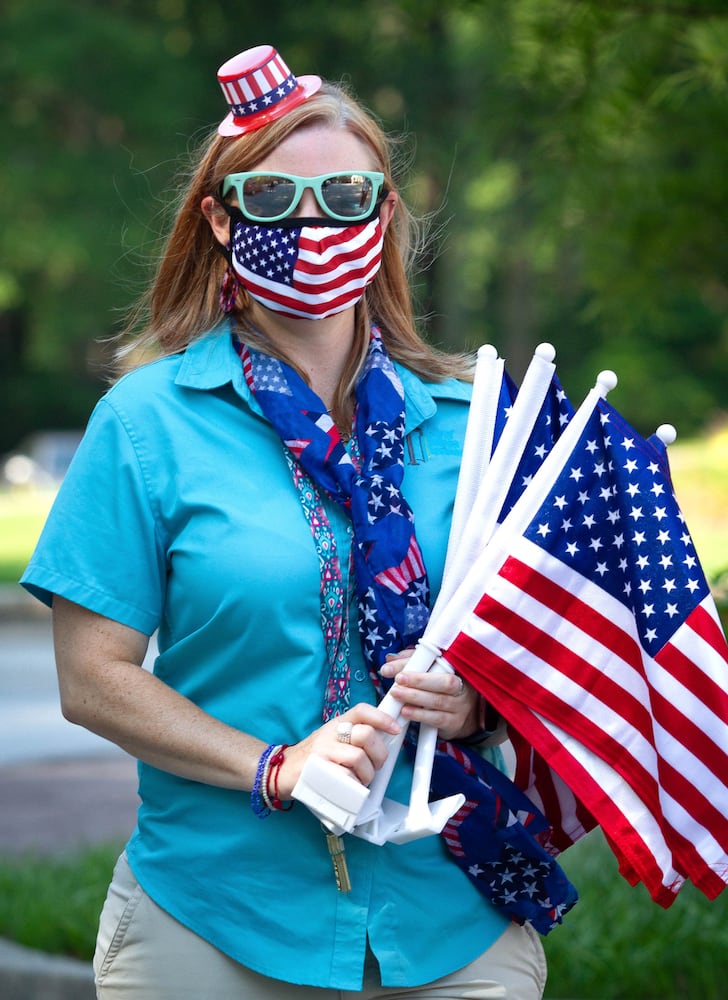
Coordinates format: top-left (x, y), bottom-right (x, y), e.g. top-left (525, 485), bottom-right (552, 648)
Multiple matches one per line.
top-left (221, 170), bottom-right (387, 223)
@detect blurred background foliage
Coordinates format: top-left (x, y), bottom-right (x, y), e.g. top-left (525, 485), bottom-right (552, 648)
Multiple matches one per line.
top-left (2, 0), bottom-right (727, 453)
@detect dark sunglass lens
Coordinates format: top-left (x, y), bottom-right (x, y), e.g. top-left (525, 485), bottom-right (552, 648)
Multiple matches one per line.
top-left (242, 176), bottom-right (297, 219)
top-left (321, 175), bottom-right (374, 218)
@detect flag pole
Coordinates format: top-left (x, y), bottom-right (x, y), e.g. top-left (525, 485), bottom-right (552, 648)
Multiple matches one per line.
top-left (432, 343), bottom-right (558, 628)
top-left (443, 344), bottom-right (502, 579)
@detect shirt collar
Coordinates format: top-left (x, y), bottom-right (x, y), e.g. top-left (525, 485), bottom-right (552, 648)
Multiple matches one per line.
top-left (175, 320), bottom-right (250, 395)
top-left (395, 363), bottom-right (470, 435)
top-left (175, 324), bottom-right (471, 435)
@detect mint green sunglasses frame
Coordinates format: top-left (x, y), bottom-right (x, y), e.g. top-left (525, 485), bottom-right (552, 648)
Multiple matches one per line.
top-left (221, 170), bottom-right (386, 223)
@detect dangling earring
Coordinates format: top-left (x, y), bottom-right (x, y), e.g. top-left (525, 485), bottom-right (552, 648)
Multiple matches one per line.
top-left (219, 265), bottom-right (241, 313)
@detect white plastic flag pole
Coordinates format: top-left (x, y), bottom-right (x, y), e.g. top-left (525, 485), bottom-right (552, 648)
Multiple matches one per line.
top-left (344, 346), bottom-right (502, 838)
top-left (384, 660), bottom-right (466, 845)
top-left (443, 344), bottom-right (503, 582)
top-left (344, 639), bottom-right (441, 829)
top-left (655, 424), bottom-right (677, 445)
top-left (430, 343), bottom-right (557, 631)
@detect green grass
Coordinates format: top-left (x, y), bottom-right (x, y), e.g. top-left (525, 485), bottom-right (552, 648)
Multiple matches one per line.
top-left (2, 429), bottom-right (727, 585)
top-left (544, 830), bottom-right (728, 999)
top-left (0, 843), bottom-right (122, 961)
top-left (0, 488), bottom-right (55, 584)
top-left (667, 426), bottom-right (728, 581)
top-left (1, 833), bottom-right (727, 996)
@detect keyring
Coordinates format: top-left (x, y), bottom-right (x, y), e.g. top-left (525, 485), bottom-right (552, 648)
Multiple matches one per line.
top-left (336, 721), bottom-right (354, 744)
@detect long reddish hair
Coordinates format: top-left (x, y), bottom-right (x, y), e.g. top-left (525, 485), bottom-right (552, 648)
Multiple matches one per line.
top-left (118, 81), bottom-right (473, 399)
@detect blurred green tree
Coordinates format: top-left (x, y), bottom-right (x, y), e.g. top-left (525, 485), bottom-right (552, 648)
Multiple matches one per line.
top-left (1, 0), bottom-right (726, 452)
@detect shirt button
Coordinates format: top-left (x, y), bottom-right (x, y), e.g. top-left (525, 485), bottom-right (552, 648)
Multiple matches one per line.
top-left (354, 669), bottom-right (367, 683)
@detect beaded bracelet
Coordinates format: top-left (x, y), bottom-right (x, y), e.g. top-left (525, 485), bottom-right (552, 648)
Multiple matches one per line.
top-left (251, 744), bottom-right (279, 818)
top-left (267, 744), bottom-right (293, 812)
top-left (251, 743), bottom-right (295, 817)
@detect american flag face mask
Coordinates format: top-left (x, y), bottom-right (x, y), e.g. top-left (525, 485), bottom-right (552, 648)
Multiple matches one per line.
top-left (228, 215), bottom-right (384, 320)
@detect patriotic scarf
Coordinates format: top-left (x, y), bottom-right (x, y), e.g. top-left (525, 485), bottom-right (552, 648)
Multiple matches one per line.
top-left (239, 327), bottom-right (577, 933)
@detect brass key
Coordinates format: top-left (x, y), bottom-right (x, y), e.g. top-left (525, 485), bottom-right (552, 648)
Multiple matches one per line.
top-left (324, 827), bottom-right (352, 893)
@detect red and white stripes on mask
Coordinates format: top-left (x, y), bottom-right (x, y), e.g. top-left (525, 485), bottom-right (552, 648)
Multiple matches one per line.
top-left (229, 217), bottom-right (383, 319)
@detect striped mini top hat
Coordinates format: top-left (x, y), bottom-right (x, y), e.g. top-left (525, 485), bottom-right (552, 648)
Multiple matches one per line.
top-left (217, 45), bottom-right (322, 137)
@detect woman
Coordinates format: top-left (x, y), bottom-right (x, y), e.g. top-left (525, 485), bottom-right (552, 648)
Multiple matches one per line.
top-left (22, 45), bottom-right (547, 998)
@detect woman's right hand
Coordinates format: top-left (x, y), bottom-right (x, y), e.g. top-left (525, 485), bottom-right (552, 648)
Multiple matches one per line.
top-left (277, 705), bottom-right (401, 801)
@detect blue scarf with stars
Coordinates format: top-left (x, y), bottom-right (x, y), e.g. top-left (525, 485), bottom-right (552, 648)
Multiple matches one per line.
top-left (239, 326), bottom-right (577, 934)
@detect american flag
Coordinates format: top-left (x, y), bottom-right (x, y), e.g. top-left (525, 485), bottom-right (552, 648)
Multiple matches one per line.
top-left (497, 373), bottom-right (574, 521)
top-left (231, 219), bottom-right (383, 320)
top-left (480, 349), bottom-right (573, 535)
top-left (443, 393), bottom-right (728, 905)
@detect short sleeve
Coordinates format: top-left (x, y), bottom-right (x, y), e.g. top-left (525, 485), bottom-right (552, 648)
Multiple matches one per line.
top-left (21, 398), bottom-right (166, 635)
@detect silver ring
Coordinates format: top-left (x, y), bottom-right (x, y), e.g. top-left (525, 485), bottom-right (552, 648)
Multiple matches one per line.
top-left (336, 721), bottom-right (353, 744)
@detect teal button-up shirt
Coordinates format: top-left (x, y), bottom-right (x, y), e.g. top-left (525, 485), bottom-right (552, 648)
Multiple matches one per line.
top-left (22, 327), bottom-right (509, 989)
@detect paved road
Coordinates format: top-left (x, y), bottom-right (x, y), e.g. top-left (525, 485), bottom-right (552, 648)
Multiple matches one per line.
top-left (0, 613), bottom-right (117, 765)
top-left (0, 755), bottom-right (139, 856)
top-left (0, 603), bottom-right (144, 855)
top-left (0, 599), bottom-right (157, 762)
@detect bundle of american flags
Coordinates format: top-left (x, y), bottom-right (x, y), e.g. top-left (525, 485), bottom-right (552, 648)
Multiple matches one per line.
top-left (423, 343), bottom-right (728, 908)
top-left (295, 341), bottom-right (728, 910)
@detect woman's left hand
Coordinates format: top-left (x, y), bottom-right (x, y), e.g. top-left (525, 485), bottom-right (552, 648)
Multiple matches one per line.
top-left (379, 650), bottom-right (480, 742)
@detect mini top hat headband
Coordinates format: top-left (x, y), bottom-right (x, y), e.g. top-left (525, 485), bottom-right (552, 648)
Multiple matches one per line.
top-left (217, 44), bottom-right (322, 137)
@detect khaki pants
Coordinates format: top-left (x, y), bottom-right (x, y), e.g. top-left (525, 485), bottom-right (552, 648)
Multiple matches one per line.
top-left (94, 853), bottom-right (547, 999)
